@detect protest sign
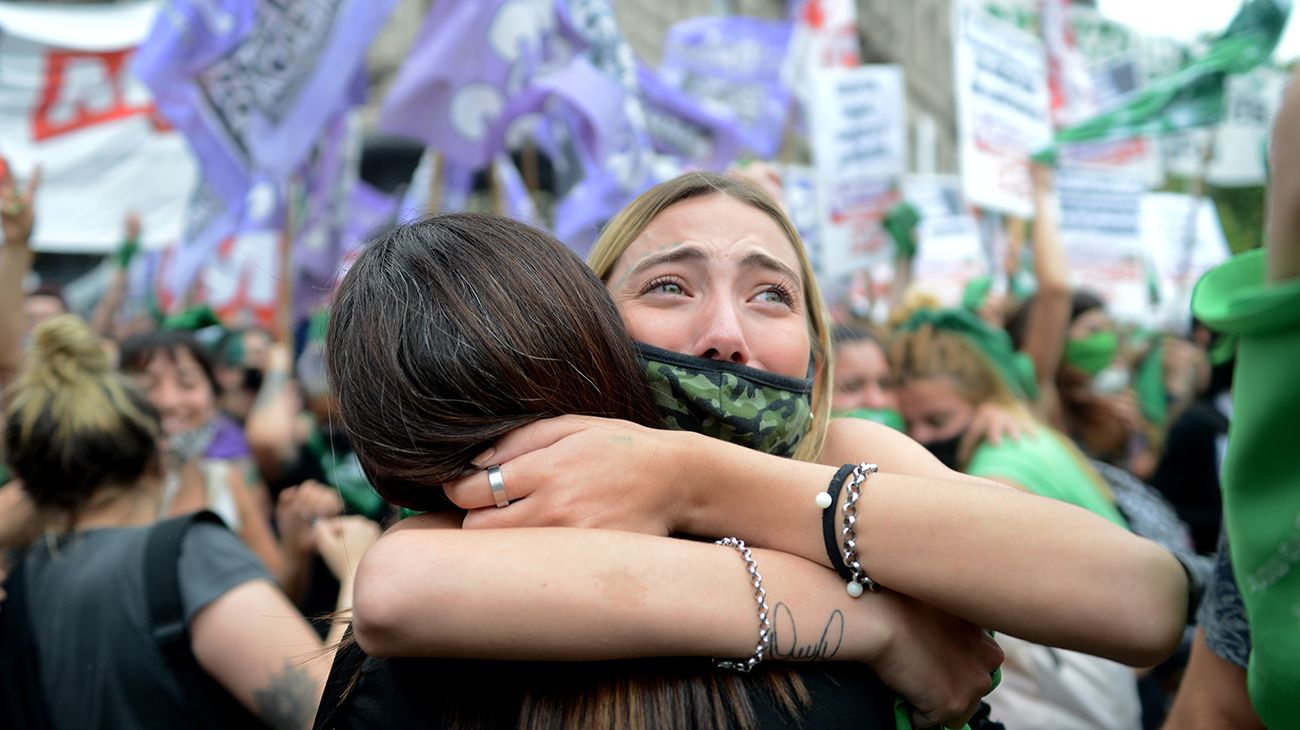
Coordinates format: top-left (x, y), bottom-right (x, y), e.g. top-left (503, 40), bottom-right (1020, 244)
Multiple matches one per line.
top-left (782, 0), bottom-right (860, 101)
top-left (903, 175), bottom-right (985, 308)
top-left (809, 65), bottom-right (905, 276)
top-left (1141, 191), bottom-right (1230, 325)
top-left (659, 16), bottom-right (792, 159)
top-left (953, 2), bottom-right (1052, 218)
top-left (780, 164), bottom-right (823, 276)
top-left (1055, 167), bottom-right (1149, 320)
top-left (0, 0), bottom-right (196, 253)
top-left (1163, 67), bottom-right (1287, 186)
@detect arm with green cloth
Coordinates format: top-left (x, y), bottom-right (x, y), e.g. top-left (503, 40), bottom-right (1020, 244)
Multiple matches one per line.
top-left (1170, 64), bottom-right (1300, 730)
top-left (89, 212), bottom-right (142, 338)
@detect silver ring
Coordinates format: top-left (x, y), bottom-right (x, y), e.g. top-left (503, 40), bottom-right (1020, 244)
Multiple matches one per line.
top-left (486, 465), bottom-right (510, 508)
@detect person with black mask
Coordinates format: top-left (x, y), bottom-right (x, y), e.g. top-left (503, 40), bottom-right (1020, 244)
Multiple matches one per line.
top-left (890, 306), bottom-right (1145, 730)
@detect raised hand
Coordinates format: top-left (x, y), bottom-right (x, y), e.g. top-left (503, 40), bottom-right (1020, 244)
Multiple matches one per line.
top-left (0, 160), bottom-right (41, 247)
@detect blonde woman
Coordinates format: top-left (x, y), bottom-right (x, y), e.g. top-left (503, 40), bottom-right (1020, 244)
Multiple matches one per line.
top-left (336, 176), bottom-right (1189, 728)
top-left (2, 315), bottom-right (370, 730)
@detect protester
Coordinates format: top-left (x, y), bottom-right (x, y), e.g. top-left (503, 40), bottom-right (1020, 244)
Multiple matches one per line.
top-left (118, 329), bottom-right (285, 574)
top-left (1163, 62), bottom-right (1300, 728)
top-left (2, 314), bottom-right (373, 730)
top-left (325, 176), bottom-right (1187, 729)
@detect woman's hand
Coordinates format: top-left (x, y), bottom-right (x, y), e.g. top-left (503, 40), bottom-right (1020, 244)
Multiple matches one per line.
top-left (442, 415), bottom-right (692, 535)
top-left (0, 160), bottom-right (40, 247)
top-left (275, 481), bottom-right (345, 556)
top-left (866, 591), bottom-right (1004, 729)
top-left (959, 401), bottom-right (1029, 463)
top-left (313, 516), bottom-right (380, 583)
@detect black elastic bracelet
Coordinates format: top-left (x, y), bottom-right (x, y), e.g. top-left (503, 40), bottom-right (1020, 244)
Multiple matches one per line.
top-left (822, 464), bottom-right (857, 581)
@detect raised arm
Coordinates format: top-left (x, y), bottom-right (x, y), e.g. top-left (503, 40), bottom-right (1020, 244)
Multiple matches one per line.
top-left (1020, 164), bottom-right (1073, 409)
top-left (351, 516), bottom-right (1003, 728)
top-left (0, 162), bottom-right (40, 385)
top-left (446, 415), bottom-right (1186, 666)
top-left (244, 343), bottom-right (302, 482)
top-left (89, 212), bottom-right (141, 338)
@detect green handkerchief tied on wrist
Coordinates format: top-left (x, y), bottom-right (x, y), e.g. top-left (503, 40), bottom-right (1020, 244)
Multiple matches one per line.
top-left (637, 342), bottom-right (813, 458)
top-left (1063, 330), bottom-right (1119, 377)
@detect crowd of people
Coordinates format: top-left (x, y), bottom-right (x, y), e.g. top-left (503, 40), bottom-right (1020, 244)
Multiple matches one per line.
top-left (1, 56), bottom-right (1297, 730)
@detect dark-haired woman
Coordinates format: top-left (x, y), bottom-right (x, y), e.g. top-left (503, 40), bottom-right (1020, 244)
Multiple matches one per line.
top-left (320, 192), bottom-right (1183, 727)
top-left (119, 329), bottom-right (284, 575)
top-left (3, 315), bottom-right (371, 730)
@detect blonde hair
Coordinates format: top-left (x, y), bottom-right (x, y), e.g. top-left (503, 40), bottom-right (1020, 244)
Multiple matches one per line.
top-left (588, 172), bottom-right (832, 463)
top-left (4, 315), bottom-right (160, 520)
top-left (890, 322), bottom-right (1113, 499)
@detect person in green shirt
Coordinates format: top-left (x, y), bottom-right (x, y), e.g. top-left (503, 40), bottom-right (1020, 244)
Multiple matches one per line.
top-left (890, 307), bottom-right (1144, 729)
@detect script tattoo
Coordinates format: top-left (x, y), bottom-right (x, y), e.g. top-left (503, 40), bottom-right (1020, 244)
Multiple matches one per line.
top-left (253, 660), bottom-right (316, 730)
top-left (769, 602), bottom-right (845, 661)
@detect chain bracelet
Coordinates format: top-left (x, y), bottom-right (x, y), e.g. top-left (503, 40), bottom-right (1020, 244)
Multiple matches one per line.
top-left (840, 462), bottom-right (879, 597)
top-left (713, 537), bottom-right (772, 673)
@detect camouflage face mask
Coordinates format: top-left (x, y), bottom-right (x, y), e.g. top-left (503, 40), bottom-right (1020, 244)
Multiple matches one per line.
top-left (636, 343), bottom-right (814, 458)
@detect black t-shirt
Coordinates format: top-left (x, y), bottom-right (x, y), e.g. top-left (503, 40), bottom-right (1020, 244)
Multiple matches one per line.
top-left (1150, 398), bottom-right (1230, 554)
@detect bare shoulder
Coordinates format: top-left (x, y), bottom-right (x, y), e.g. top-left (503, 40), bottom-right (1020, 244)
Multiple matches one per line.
top-left (821, 418), bottom-right (951, 479)
top-left (385, 511), bottom-right (462, 534)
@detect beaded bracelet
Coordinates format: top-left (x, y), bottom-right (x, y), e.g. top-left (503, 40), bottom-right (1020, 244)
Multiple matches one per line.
top-left (713, 537), bottom-right (772, 673)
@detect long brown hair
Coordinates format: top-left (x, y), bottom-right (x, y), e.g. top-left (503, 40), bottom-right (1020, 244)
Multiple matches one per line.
top-left (326, 214), bottom-right (807, 728)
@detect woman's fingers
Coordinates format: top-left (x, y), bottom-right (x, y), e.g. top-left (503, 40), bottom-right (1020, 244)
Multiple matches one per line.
top-left (443, 460), bottom-right (537, 510)
top-left (471, 414), bottom-right (612, 468)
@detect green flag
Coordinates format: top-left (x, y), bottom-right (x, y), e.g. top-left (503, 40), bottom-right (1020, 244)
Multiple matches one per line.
top-left (1036, 0), bottom-right (1290, 164)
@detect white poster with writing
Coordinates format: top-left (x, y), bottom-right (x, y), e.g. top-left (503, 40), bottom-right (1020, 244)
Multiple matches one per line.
top-left (953, 2), bottom-right (1052, 218)
top-left (809, 64), bottom-right (905, 276)
top-left (902, 174), bottom-right (985, 308)
top-left (1142, 192), bottom-right (1230, 326)
top-left (0, 1), bottom-right (196, 253)
top-left (1056, 167), bottom-right (1150, 320)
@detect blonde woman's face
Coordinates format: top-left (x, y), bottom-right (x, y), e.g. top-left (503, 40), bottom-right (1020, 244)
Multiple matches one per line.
top-left (605, 194), bottom-right (811, 378)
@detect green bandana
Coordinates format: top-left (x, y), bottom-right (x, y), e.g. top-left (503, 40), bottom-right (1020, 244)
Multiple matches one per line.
top-left (162, 305), bottom-right (222, 333)
top-left (1064, 330), bottom-right (1119, 377)
top-left (1192, 249), bottom-right (1300, 729)
top-left (834, 407), bottom-right (906, 431)
top-left (637, 343), bottom-right (814, 458)
top-left (898, 308), bottom-right (1040, 402)
top-left (961, 276), bottom-right (994, 312)
top-left (883, 200), bottom-right (922, 260)
top-left (1134, 340), bottom-right (1168, 427)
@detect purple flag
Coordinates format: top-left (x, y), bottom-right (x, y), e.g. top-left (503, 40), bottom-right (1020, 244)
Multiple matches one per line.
top-left (493, 153), bottom-right (539, 224)
top-left (659, 16), bottom-right (794, 158)
top-left (136, 0), bottom-right (396, 300)
top-left (637, 62), bottom-right (744, 170)
top-left (379, 0), bottom-right (576, 169)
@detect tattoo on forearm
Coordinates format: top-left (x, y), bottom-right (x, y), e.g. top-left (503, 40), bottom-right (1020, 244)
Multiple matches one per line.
top-left (252, 370), bottom-right (290, 413)
top-left (769, 602), bottom-right (844, 661)
top-left (253, 660), bottom-right (316, 730)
